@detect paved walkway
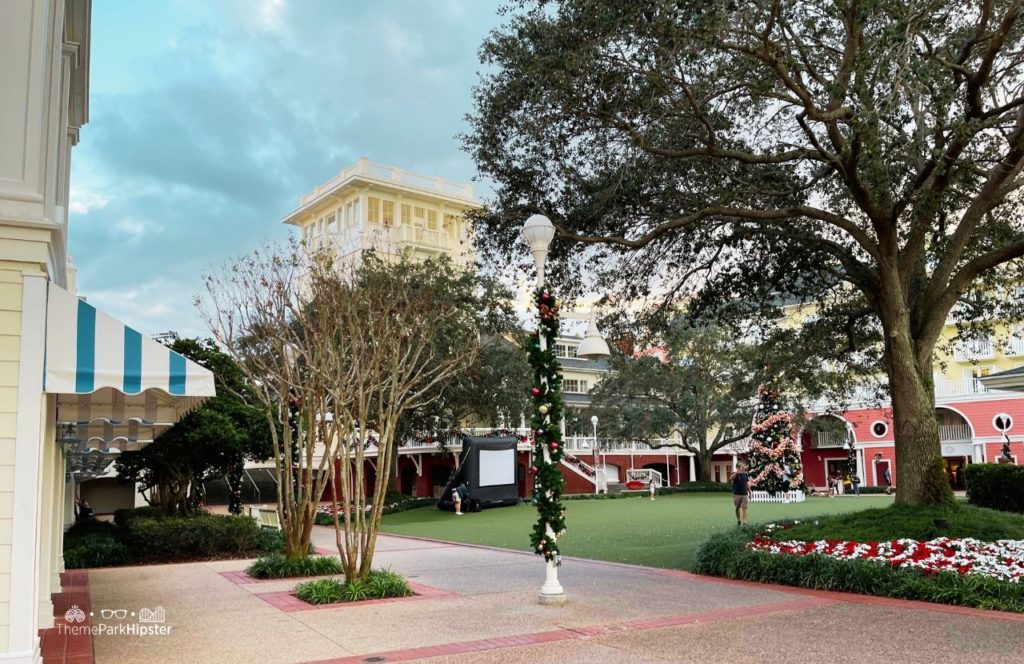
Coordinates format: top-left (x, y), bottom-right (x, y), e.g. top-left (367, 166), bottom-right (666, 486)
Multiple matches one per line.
top-left (87, 527), bottom-right (1024, 663)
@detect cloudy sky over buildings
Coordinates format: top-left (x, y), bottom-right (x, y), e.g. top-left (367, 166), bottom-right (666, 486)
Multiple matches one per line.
top-left (69, 0), bottom-right (502, 336)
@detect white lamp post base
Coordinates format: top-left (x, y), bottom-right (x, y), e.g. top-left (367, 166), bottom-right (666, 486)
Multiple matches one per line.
top-left (538, 560), bottom-right (566, 605)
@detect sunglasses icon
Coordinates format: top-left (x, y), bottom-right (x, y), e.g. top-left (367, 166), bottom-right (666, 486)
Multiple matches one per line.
top-left (100, 609), bottom-right (127, 619)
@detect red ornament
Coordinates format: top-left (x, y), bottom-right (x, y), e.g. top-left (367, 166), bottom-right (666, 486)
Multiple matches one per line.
top-left (531, 387), bottom-right (541, 396)
top-left (550, 442), bottom-right (559, 450)
top-left (530, 466), bottom-right (538, 474)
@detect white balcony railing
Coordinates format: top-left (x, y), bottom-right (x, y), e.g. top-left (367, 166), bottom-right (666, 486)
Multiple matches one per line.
top-left (939, 423), bottom-right (972, 441)
top-left (1008, 337), bottom-right (1024, 357)
top-left (934, 378), bottom-right (990, 398)
top-left (814, 431), bottom-right (848, 448)
top-left (398, 224), bottom-right (447, 250)
top-left (952, 338), bottom-right (993, 361)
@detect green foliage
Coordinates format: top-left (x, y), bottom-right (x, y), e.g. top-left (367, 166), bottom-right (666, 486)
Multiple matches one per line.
top-left (63, 534), bottom-right (133, 569)
top-left (965, 464), bottom-right (1024, 514)
top-left (527, 287), bottom-right (567, 562)
top-left (694, 526), bottom-right (1024, 613)
top-left (294, 569), bottom-right (413, 605)
top-left (64, 512), bottom-right (279, 568)
top-left (125, 515), bottom-right (267, 561)
top-left (465, 0), bottom-right (1024, 506)
top-left (779, 504), bottom-right (1024, 542)
top-left (294, 578), bottom-right (345, 605)
top-left (246, 554), bottom-right (343, 579)
top-left (113, 506), bottom-right (167, 528)
top-left (114, 337), bottom-right (273, 515)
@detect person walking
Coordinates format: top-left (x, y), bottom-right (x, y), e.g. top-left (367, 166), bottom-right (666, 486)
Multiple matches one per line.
top-left (649, 478), bottom-right (658, 501)
top-left (731, 463), bottom-right (751, 527)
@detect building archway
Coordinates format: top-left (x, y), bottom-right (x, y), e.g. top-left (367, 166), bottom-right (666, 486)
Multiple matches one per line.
top-left (935, 406), bottom-right (975, 490)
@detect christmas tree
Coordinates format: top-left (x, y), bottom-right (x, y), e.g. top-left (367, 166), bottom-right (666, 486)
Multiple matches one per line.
top-left (746, 384), bottom-right (804, 494)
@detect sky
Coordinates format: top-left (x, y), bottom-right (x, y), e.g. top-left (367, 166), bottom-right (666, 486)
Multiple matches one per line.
top-left (69, 0), bottom-right (506, 337)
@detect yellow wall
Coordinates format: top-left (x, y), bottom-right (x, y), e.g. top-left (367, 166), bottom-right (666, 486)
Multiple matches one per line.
top-left (0, 264), bottom-right (24, 649)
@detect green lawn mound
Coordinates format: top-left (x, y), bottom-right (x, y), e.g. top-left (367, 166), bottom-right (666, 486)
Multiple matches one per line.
top-left (780, 503), bottom-right (1024, 542)
top-left (694, 503), bottom-right (1024, 613)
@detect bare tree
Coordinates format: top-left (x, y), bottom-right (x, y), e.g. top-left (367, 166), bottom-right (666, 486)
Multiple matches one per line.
top-left (199, 243), bottom-right (339, 560)
top-left (202, 243), bottom-right (482, 580)
top-left (306, 252), bottom-right (482, 582)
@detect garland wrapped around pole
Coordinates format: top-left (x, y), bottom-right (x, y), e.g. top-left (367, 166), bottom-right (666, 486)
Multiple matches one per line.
top-left (526, 286), bottom-right (566, 564)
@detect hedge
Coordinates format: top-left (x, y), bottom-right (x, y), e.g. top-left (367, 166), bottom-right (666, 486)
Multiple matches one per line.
top-left (965, 463), bottom-right (1024, 513)
top-left (694, 527), bottom-right (1024, 613)
top-left (64, 510), bottom-right (283, 568)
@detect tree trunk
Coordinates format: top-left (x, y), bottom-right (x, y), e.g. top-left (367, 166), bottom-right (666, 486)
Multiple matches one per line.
top-left (885, 326), bottom-right (955, 507)
top-left (697, 452), bottom-right (712, 482)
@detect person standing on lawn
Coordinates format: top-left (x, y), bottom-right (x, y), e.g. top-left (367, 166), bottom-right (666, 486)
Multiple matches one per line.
top-left (851, 473), bottom-right (861, 496)
top-left (731, 463), bottom-right (751, 526)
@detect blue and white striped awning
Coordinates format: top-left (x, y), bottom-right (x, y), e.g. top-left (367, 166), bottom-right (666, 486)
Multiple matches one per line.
top-left (43, 282), bottom-right (215, 399)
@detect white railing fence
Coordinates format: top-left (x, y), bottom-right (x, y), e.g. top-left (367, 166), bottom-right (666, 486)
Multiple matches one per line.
top-left (625, 468), bottom-right (663, 487)
top-left (750, 490), bottom-right (806, 503)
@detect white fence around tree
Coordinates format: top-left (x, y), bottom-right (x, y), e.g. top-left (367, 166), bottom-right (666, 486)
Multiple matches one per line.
top-left (750, 490), bottom-right (806, 503)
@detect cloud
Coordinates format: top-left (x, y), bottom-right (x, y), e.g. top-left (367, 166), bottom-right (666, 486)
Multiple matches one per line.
top-left (68, 1), bottom-right (505, 334)
top-left (68, 185), bottom-right (110, 215)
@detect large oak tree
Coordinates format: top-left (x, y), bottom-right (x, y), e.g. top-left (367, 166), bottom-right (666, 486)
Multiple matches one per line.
top-left (466, 0), bottom-right (1024, 505)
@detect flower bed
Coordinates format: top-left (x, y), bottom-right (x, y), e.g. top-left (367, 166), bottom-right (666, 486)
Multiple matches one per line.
top-left (694, 513), bottom-right (1024, 613)
top-left (750, 523), bottom-right (1024, 583)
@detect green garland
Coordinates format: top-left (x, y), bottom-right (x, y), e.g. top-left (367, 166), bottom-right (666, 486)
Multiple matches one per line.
top-left (526, 286), bottom-right (567, 563)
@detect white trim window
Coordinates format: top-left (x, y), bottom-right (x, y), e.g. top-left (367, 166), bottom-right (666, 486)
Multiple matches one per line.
top-left (554, 343), bottom-right (578, 359)
top-left (870, 421), bottom-right (888, 438)
top-left (563, 379), bottom-right (588, 393)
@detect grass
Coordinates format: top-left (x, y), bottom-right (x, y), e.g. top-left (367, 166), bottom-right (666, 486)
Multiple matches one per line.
top-left (779, 502), bottom-right (1024, 542)
top-left (379, 493), bottom-right (892, 570)
top-left (295, 569), bottom-right (414, 605)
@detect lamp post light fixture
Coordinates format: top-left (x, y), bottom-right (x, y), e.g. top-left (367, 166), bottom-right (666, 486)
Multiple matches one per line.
top-left (522, 214), bottom-right (610, 606)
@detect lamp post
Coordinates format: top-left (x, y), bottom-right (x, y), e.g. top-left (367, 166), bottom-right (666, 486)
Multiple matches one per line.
top-left (522, 214), bottom-right (610, 605)
top-left (522, 214), bottom-right (567, 605)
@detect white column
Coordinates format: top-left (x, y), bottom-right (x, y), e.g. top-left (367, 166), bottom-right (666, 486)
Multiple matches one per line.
top-left (688, 455), bottom-right (696, 483)
top-left (855, 449), bottom-right (865, 487)
top-left (9, 273), bottom-right (48, 660)
top-left (731, 454), bottom-right (738, 471)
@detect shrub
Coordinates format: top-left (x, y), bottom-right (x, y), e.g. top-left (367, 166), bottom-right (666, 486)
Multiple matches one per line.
top-left (125, 514), bottom-right (264, 561)
top-left (965, 464), bottom-right (1024, 513)
top-left (693, 517), bottom-right (1024, 613)
top-left (295, 578), bottom-right (345, 605)
top-left (63, 533), bottom-right (134, 568)
top-left (247, 554), bottom-right (343, 579)
top-left (294, 569), bottom-right (414, 605)
top-left (113, 506), bottom-right (170, 528)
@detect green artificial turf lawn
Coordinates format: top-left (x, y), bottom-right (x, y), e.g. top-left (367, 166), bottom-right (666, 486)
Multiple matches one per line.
top-left (379, 493), bottom-right (893, 570)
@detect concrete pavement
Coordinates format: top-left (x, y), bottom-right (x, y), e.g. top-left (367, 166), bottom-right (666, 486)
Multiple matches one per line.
top-left (86, 526), bottom-right (1024, 663)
